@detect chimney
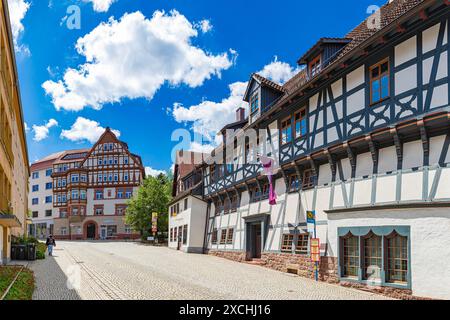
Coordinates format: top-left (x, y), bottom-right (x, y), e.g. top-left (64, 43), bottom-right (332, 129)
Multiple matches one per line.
top-left (236, 107), bottom-right (245, 122)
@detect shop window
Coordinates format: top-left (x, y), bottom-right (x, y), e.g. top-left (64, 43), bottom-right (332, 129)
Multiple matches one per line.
top-left (386, 232), bottom-right (408, 284)
top-left (363, 233), bottom-right (382, 281)
top-left (341, 234), bottom-right (359, 278)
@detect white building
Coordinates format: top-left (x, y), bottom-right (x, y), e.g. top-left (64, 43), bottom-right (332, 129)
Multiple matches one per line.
top-left (168, 151), bottom-right (207, 253)
top-left (28, 152), bottom-right (64, 239)
top-left (184, 0), bottom-right (450, 300)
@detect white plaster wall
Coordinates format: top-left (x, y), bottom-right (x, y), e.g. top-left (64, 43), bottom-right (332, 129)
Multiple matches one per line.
top-left (318, 164), bottom-right (332, 186)
top-left (346, 66), bottom-right (365, 91)
top-left (353, 179), bottom-right (372, 206)
top-left (429, 135), bottom-right (446, 165)
top-left (376, 175), bottom-right (397, 203)
top-left (355, 152), bottom-right (373, 178)
top-left (395, 65), bottom-right (417, 95)
top-left (310, 93), bottom-right (319, 112)
top-left (403, 140), bottom-right (423, 169)
top-left (327, 208), bottom-right (450, 299)
top-left (331, 79), bottom-right (343, 98)
top-left (378, 146), bottom-right (398, 173)
top-left (333, 184), bottom-right (346, 208)
top-left (346, 89), bottom-right (365, 115)
top-left (434, 167), bottom-right (450, 200)
top-left (422, 22), bottom-right (441, 54)
top-left (395, 35), bottom-right (417, 66)
top-left (401, 171), bottom-right (423, 201)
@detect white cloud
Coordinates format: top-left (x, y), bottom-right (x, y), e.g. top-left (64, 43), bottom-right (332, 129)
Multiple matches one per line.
top-left (171, 58), bottom-right (299, 150)
top-left (7, 0), bottom-right (30, 53)
top-left (259, 56), bottom-right (300, 84)
top-left (188, 141), bottom-right (215, 154)
top-left (43, 10), bottom-right (234, 112)
top-left (196, 19), bottom-right (212, 33)
top-left (145, 167), bottom-right (166, 177)
top-left (60, 117), bottom-right (120, 143)
top-left (24, 122), bottom-right (30, 132)
top-left (84, 0), bottom-right (116, 12)
top-left (32, 119), bottom-right (58, 142)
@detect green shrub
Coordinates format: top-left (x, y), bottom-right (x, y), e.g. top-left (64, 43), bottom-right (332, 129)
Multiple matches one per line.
top-left (36, 243), bottom-right (47, 260)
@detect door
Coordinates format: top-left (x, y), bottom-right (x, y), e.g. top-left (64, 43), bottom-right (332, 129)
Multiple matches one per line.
top-left (86, 224), bottom-right (96, 240)
top-left (250, 223), bottom-right (262, 259)
top-left (100, 227), bottom-right (107, 240)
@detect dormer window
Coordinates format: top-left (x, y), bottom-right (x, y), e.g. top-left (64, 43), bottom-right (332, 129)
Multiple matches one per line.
top-left (250, 93), bottom-right (259, 114)
top-left (309, 55), bottom-right (322, 77)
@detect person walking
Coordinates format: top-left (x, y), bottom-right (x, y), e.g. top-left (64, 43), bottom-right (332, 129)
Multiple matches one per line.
top-left (46, 235), bottom-right (56, 256)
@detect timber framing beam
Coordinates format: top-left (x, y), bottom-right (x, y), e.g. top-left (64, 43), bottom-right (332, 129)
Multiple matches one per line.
top-left (324, 149), bottom-right (337, 182)
top-left (343, 143), bottom-right (357, 178)
top-left (365, 135), bottom-right (379, 174)
top-left (391, 128), bottom-right (403, 170)
top-left (418, 120), bottom-right (430, 166)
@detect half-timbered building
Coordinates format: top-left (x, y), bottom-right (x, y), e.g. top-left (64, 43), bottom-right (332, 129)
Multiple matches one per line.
top-left (51, 128), bottom-right (145, 240)
top-left (199, 0), bottom-right (450, 299)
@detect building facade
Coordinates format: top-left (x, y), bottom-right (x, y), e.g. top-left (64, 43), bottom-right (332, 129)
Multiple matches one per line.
top-left (182, 0), bottom-right (450, 299)
top-left (0, 0), bottom-right (30, 264)
top-left (28, 152), bottom-right (65, 239)
top-left (29, 128), bottom-right (145, 241)
top-left (168, 151), bottom-right (207, 253)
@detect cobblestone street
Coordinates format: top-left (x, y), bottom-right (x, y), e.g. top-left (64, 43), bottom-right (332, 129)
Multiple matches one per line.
top-left (28, 241), bottom-right (391, 300)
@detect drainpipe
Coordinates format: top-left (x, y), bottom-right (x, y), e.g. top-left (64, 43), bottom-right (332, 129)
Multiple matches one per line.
top-left (202, 201), bottom-right (211, 254)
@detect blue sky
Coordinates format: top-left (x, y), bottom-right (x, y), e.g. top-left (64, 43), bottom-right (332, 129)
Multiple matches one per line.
top-left (10, 0), bottom-right (385, 175)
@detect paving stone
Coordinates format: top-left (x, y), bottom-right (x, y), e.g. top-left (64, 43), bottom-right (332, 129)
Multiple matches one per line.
top-left (29, 241), bottom-right (392, 300)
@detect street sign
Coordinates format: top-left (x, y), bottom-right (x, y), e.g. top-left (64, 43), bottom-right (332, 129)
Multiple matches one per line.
top-left (306, 210), bottom-right (316, 224)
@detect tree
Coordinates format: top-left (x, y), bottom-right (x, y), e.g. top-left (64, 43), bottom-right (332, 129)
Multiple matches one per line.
top-left (125, 173), bottom-right (172, 238)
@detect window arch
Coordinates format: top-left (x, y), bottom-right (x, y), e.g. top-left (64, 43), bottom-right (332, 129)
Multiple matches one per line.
top-left (386, 231), bottom-right (408, 284)
top-left (363, 232), bottom-right (382, 281)
top-left (340, 232), bottom-right (359, 278)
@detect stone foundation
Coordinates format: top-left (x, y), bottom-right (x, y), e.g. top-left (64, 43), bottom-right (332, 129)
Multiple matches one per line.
top-left (206, 250), bottom-right (428, 299)
top-left (260, 253), bottom-right (339, 284)
top-left (339, 282), bottom-right (430, 300)
top-left (206, 250), bottom-right (247, 262)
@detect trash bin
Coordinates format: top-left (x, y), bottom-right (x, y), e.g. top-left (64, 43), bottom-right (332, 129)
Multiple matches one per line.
top-left (26, 244), bottom-right (36, 261)
top-left (16, 245), bottom-right (26, 260)
top-left (10, 245), bottom-right (17, 260)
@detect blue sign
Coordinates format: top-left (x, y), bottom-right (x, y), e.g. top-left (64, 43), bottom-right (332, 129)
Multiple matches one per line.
top-left (306, 210), bottom-right (316, 224)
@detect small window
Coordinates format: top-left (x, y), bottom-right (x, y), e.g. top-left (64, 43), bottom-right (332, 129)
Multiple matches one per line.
top-left (32, 185), bottom-right (39, 192)
top-left (183, 225), bottom-right (188, 245)
top-left (32, 172), bottom-right (39, 179)
top-left (309, 55), bottom-right (322, 77)
top-left (302, 169), bottom-right (315, 190)
top-left (281, 234), bottom-right (294, 252)
top-left (220, 229), bottom-right (227, 244)
top-left (294, 108), bottom-right (307, 138)
top-left (45, 196), bottom-right (52, 204)
top-left (250, 93), bottom-right (259, 114)
top-left (288, 174), bottom-right (300, 192)
top-left (281, 117), bottom-right (292, 145)
top-left (45, 210), bottom-right (52, 217)
top-left (212, 229), bottom-right (218, 244)
top-left (184, 198), bottom-right (188, 210)
top-left (226, 228), bottom-right (234, 244)
top-left (46, 169), bottom-right (52, 176)
top-left (370, 58), bottom-right (390, 104)
top-left (32, 211), bottom-right (38, 218)
top-left (45, 182), bottom-right (52, 190)
top-left (295, 234), bottom-right (309, 254)
top-left (210, 165), bottom-right (216, 183)
top-left (95, 206), bottom-right (104, 215)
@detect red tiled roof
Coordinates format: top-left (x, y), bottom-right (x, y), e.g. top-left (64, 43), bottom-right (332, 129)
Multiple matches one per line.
top-left (253, 73), bottom-right (286, 93)
top-left (282, 0), bottom-right (425, 95)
